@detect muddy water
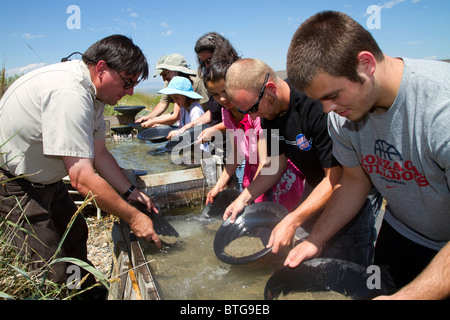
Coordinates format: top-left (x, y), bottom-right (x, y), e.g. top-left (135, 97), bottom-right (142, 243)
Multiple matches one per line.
top-left (106, 137), bottom-right (190, 174)
top-left (107, 138), bottom-right (287, 300)
top-left (139, 209), bottom-right (288, 300)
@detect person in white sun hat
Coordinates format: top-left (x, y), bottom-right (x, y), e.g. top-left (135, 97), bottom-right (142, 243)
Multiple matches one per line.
top-left (137, 54), bottom-right (209, 128)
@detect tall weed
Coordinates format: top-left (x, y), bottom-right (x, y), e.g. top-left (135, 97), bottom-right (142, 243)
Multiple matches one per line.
top-left (0, 192), bottom-right (111, 300)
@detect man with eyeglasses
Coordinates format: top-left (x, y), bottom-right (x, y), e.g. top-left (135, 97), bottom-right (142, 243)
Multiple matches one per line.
top-left (224, 58), bottom-right (383, 268)
top-left (0, 35), bottom-right (161, 297)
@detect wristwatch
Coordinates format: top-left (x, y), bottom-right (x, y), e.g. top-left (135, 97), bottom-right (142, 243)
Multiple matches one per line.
top-left (123, 185), bottom-right (136, 199)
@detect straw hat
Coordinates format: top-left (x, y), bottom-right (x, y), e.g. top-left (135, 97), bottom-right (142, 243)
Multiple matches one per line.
top-left (154, 54), bottom-right (197, 77)
top-left (158, 76), bottom-right (204, 100)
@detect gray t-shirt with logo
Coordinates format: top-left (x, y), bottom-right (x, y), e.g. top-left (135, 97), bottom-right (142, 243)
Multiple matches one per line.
top-left (329, 58), bottom-right (450, 250)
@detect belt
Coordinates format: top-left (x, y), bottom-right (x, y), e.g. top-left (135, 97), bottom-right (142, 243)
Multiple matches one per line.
top-left (30, 182), bottom-right (46, 189)
top-left (0, 168), bottom-right (53, 189)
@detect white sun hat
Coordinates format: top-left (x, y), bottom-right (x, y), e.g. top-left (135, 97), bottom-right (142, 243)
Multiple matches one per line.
top-left (154, 54), bottom-right (197, 77)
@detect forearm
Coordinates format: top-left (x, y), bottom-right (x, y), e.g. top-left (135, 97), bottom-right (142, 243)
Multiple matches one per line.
top-left (181, 112), bottom-right (212, 134)
top-left (191, 111), bottom-right (212, 126)
top-left (289, 166), bottom-right (342, 227)
top-left (65, 158), bottom-right (138, 222)
top-left (148, 102), bottom-right (169, 118)
top-left (386, 242), bottom-right (450, 300)
top-left (239, 157), bottom-right (286, 204)
top-left (93, 147), bottom-right (134, 194)
top-left (307, 166), bottom-right (371, 248)
top-left (212, 122), bottom-right (226, 133)
top-left (81, 174), bottom-right (136, 221)
top-left (151, 112), bottom-right (179, 126)
top-left (215, 162), bottom-right (239, 190)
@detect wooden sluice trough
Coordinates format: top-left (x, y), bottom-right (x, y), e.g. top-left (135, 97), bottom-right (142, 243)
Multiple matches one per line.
top-left (108, 162), bottom-right (219, 300)
top-left (92, 112), bottom-right (223, 299)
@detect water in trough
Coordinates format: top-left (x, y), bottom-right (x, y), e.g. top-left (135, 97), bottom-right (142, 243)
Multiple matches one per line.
top-left (106, 137), bottom-right (289, 300)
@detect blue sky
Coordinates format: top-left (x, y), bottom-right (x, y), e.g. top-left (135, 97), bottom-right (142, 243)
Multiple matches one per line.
top-left (1, 0), bottom-right (449, 91)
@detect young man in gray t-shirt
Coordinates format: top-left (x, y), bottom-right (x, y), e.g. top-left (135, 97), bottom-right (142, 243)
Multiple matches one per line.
top-left (286, 11), bottom-right (449, 299)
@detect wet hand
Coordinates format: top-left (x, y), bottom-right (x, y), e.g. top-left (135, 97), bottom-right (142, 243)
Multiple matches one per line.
top-left (136, 115), bottom-right (150, 124)
top-left (129, 212), bottom-right (161, 248)
top-left (167, 130), bottom-right (180, 141)
top-left (284, 240), bottom-right (320, 268)
top-left (223, 200), bottom-right (246, 223)
top-left (267, 220), bottom-right (295, 254)
top-left (195, 128), bottom-right (214, 146)
top-left (129, 190), bottom-right (159, 215)
top-left (205, 186), bottom-right (222, 205)
top-left (140, 120), bottom-right (153, 129)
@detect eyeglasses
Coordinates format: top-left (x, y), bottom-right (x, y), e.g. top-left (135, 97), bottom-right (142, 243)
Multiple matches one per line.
top-left (238, 73), bottom-right (270, 115)
top-left (114, 69), bottom-right (140, 90)
top-left (201, 58), bottom-right (212, 66)
top-left (82, 56), bottom-right (140, 90)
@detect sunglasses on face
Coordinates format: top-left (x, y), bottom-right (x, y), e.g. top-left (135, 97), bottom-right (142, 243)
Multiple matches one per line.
top-left (201, 58), bottom-right (212, 66)
top-left (238, 73), bottom-right (270, 115)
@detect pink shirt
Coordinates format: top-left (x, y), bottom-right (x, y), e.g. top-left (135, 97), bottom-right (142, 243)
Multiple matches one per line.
top-left (221, 107), bottom-right (305, 212)
top-left (222, 108), bottom-right (263, 165)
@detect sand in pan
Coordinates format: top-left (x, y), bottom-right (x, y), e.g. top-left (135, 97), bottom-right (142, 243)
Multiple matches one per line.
top-left (277, 290), bottom-right (352, 300)
top-left (224, 236), bottom-right (266, 257)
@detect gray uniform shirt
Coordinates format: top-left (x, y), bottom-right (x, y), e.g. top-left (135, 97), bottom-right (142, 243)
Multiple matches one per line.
top-left (0, 61), bottom-right (106, 184)
top-left (329, 58), bottom-right (450, 250)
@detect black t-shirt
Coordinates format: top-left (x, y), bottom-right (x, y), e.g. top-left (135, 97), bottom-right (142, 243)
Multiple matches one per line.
top-left (207, 96), bottom-right (223, 126)
top-left (262, 81), bottom-right (340, 188)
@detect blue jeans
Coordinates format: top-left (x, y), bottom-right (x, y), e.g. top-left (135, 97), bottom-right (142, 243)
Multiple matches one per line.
top-left (295, 189), bottom-right (384, 267)
top-left (323, 190), bottom-right (384, 267)
top-left (235, 160), bottom-right (245, 192)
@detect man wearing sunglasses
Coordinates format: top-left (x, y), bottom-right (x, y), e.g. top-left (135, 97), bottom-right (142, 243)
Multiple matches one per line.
top-left (0, 35), bottom-right (161, 297)
top-left (224, 58), bottom-right (383, 268)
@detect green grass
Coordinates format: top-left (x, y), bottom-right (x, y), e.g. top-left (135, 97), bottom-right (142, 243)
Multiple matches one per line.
top-left (1, 65), bottom-right (20, 99)
top-left (104, 92), bottom-right (175, 117)
top-left (0, 192), bottom-right (111, 300)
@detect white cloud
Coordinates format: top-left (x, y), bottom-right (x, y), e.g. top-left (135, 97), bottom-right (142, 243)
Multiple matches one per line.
top-left (22, 33), bottom-right (46, 40)
top-left (381, 0), bottom-right (406, 9)
top-left (160, 22), bottom-right (172, 36)
top-left (122, 8), bottom-right (138, 17)
top-left (6, 63), bottom-right (45, 76)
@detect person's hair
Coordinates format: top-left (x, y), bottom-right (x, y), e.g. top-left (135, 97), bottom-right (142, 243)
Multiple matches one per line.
top-left (287, 11), bottom-right (384, 91)
top-left (194, 32), bottom-right (240, 77)
top-left (203, 59), bottom-right (237, 86)
top-left (225, 59), bottom-right (277, 101)
top-left (83, 34), bottom-right (149, 81)
top-left (178, 72), bottom-right (194, 84)
top-left (184, 97), bottom-right (197, 111)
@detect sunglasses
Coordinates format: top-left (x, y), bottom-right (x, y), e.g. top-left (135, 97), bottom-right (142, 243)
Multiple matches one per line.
top-left (201, 58), bottom-right (212, 66)
top-left (238, 73), bottom-right (270, 115)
